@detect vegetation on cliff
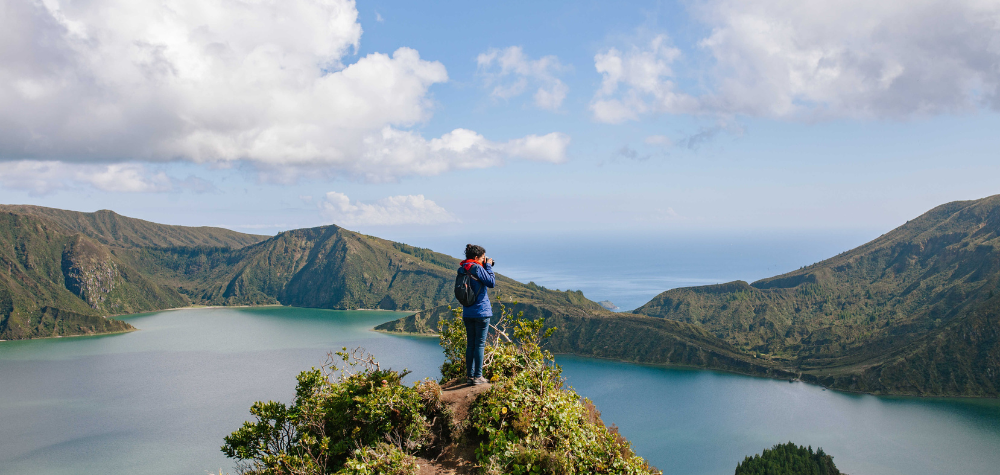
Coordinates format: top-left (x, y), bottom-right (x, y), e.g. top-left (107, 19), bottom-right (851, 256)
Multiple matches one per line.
top-left (223, 304), bottom-right (660, 474)
top-left (448, 304), bottom-right (658, 474)
top-left (222, 347), bottom-right (445, 474)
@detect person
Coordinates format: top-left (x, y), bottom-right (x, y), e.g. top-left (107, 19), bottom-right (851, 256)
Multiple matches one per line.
top-left (459, 244), bottom-right (495, 385)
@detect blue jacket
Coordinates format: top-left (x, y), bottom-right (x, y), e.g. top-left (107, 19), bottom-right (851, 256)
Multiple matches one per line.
top-left (460, 260), bottom-right (495, 318)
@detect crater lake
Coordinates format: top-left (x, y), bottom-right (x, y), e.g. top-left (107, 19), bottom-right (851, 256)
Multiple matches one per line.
top-left (1, 306), bottom-right (998, 475)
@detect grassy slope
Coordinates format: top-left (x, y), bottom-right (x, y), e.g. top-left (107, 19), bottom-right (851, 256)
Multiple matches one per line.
top-left (0, 204), bottom-right (267, 340)
top-left (189, 225), bottom-right (616, 312)
top-left (0, 213), bottom-right (148, 339)
top-left (634, 195), bottom-right (1000, 396)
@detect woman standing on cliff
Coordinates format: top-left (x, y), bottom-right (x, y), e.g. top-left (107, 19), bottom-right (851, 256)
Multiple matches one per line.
top-left (459, 244), bottom-right (495, 385)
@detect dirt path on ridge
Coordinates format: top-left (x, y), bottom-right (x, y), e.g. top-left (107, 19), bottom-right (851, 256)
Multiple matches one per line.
top-left (415, 379), bottom-right (491, 475)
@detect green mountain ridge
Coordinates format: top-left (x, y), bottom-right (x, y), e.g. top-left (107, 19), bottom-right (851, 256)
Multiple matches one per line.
top-left (0, 205), bottom-right (627, 342)
top-left (0, 205), bottom-right (269, 248)
top-left (118, 223), bottom-right (616, 312)
top-left (634, 195), bottom-right (1000, 396)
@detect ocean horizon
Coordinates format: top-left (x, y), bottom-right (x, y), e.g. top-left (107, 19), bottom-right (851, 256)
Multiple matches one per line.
top-left (381, 229), bottom-right (880, 311)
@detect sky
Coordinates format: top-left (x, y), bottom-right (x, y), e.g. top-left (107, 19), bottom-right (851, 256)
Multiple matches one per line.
top-left (2, 0), bottom-right (999, 244)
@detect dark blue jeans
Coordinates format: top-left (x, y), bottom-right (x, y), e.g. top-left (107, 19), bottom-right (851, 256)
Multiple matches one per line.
top-left (463, 317), bottom-right (490, 379)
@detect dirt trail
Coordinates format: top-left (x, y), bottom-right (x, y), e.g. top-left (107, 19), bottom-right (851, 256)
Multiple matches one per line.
top-left (415, 379), bottom-right (491, 475)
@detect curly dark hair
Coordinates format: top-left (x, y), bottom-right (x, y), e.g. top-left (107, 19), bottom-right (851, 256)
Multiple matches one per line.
top-left (465, 244), bottom-right (486, 260)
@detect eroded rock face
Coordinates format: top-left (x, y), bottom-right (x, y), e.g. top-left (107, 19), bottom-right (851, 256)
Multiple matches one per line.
top-left (62, 236), bottom-right (118, 309)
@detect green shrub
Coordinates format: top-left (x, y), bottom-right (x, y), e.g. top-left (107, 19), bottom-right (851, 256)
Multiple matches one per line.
top-left (335, 442), bottom-right (419, 475)
top-left (437, 306), bottom-right (468, 382)
top-left (437, 298), bottom-right (556, 383)
top-left (224, 299), bottom-right (659, 475)
top-left (222, 348), bottom-right (444, 475)
top-left (467, 362), bottom-right (658, 475)
top-left (440, 300), bottom-right (659, 474)
top-left (734, 442), bottom-right (841, 475)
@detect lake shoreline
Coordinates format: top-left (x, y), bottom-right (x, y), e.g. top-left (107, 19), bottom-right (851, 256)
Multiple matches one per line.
top-left (2, 305), bottom-right (417, 343)
top-left (0, 327), bottom-right (137, 343)
top-left (376, 328), bottom-right (1000, 400)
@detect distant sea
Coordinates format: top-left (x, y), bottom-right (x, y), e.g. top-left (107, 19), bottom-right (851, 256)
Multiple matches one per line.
top-left (394, 230), bottom-right (878, 311)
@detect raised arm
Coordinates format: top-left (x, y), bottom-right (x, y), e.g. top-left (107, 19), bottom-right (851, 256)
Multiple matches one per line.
top-left (474, 262), bottom-right (496, 288)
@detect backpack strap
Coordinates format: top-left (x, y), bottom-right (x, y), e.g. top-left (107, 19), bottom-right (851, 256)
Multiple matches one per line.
top-left (459, 264), bottom-right (485, 301)
top-left (460, 260), bottom-right (481, 281)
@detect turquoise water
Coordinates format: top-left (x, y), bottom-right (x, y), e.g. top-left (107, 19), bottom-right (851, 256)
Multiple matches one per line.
top-left (559, 357), bottom-right (1000, 475)
top-left (0, 308), bottom-right (441, 475)
top-left (1, 307), bottom-right (999, 474)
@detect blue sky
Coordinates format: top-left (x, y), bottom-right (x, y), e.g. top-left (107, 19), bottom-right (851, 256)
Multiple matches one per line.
top-left (2, 0), bottom-right (999, 242)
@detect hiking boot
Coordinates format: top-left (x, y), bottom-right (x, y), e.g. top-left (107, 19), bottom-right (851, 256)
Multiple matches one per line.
top-left (471, 376), bottom-right (489, 385)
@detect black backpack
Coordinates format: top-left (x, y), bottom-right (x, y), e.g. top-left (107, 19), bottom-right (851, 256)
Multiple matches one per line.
top-left (454, 265), bottom-right (483, 307)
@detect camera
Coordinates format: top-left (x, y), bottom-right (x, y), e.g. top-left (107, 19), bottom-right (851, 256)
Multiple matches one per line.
top-left (486, 257), bottom-right (496, 266)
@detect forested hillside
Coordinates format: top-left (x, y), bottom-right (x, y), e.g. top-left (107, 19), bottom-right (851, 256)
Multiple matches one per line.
top-left (634, 195), bottom-right (1000, 396)
top-left (0, 212), bottom-right (179, 339)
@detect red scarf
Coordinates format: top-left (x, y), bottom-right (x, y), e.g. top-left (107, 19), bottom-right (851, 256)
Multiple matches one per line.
top-left (460, 259), bottom-right (481, 271)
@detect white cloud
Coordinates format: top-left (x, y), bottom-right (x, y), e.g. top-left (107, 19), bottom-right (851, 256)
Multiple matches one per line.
top-left (320, 191), bottom-right (459, 226)
top-left (0, 161), bottom-right (203, 195)
top-left (594, 1), bottom-right (1000, 121)
top-left (351, 128), bottom-right (570, 182)
top-left (0, 0), bottom-right (569, 184)
top-left (693, 0), bottom-right (1000, 118)
top-left (590, 35), bottom-right (699, 123)
top-left (477, 47), bottom-right (569, 110)
top-left (83, 164), bottom-right (173, 193)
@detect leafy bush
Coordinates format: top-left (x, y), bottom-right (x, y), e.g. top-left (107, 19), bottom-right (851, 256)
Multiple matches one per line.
top-left (437, 297), bottom-right (555, 383)
top-left (734, 442), bottom-right (841, 475)
top-left (336, 442), bottom-right (419, 475)
top-left (468, 363), bottom-right (657, 474)
top-left (440, 299), bottom-right (660, 474)
top-left (437, 306), bottom-right (468, 382)
top-left (224, 299), bottom-right (659, 475)
top-left (222, 348), bottom-right (445, 475)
